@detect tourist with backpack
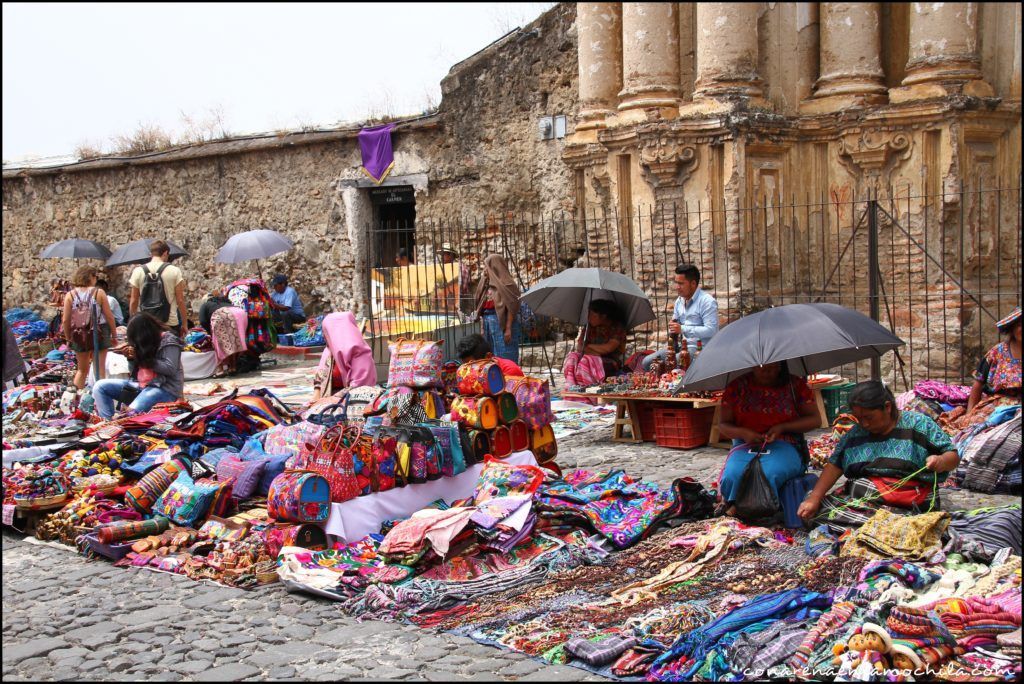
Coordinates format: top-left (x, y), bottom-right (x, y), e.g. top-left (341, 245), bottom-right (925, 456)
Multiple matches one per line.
top-left (61, 265), bottom-right (118, 391)
top-left (128, 239), bottom-right (187, 337)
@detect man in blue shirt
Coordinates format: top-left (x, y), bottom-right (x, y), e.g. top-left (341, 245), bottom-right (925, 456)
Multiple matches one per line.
top-left (642, 263), bottom-right (719, 370)
top-left (270, 274), bottom-right (306, 332)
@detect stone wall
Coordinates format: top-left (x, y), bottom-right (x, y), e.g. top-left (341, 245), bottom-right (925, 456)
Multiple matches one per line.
top-left (1, 4), bottom-right (579, 318)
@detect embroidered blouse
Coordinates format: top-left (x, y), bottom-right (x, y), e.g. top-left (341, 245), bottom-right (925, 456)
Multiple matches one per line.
top-left (974, 342), bottom-right (1022, 395)
top-left (722, 374), bottom-right (814, 438)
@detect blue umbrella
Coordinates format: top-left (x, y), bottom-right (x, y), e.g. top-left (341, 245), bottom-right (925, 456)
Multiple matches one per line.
top-left (679, 303), bottom-right (905, 391)
top-left (216, 229), bottom-right (294, 280)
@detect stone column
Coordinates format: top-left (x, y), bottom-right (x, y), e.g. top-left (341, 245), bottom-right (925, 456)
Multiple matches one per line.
top-left (1012, 3), bottom-right (1022, 101)
top-left (576, 3), bottom-right (623, 131)
top-left (617, 2), bottom-right (681, 112)
top-left (901, 2), bottom-right (986, 87)
top-left (692, 3), bottom-right (763, 101)
top-left (811, 3), bottom-right (887, 104)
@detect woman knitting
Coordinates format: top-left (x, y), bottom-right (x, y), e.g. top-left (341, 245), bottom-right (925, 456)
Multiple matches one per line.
top-left (716, 361), bottom-right (821, 517)
top-left (474, 254), bottom-right (523, 365)
top-left (798, 381), bottom-right (959, 532)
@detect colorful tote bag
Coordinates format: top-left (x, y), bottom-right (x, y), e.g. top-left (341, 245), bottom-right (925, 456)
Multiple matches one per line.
top-left (261, 420), bottom-right (325, 459)
top-left (301, 424), bottom-right (362, 503)
top-left (530, 424), bottom-right (558, 463)
top-left (442, 361), bottom-right (460, 396)
top-left (490, 425), bottom-right (513, 458)
top-left (267, 470), bottom-right (331, 523)
top-left (495, 392), bottom-right (519, 424)
top-left (418, 390), bottom-right (447, 420)
top-left (152, 471), bottom-right (218, 527)
top-left (508, 419), bottom-right (530, 452)
top-left (451, 395), bottom-right (498, 430)
top-left (420, 422), bottom-right (467, 476)
top-left (457, 360), bottom-right (506, 396)
top-left (387, 338), bottom-right (444, 389)
top-left (264, 523), bottom-right (328, 558)
top-left (505, 376), bottom-right (555, 429)
top-left (125, 458), bottom-right (187, 514)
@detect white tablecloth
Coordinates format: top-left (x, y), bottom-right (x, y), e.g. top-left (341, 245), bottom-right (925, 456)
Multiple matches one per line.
top-left (324, 450), bottom-right (538, 544)
top-left (182, 351), bottom-right (217, 380)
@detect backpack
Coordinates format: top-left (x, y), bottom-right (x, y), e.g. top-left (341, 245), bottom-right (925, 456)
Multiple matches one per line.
top-left (140, 263), bottom-right (171, 322)
top-left (68, 288), bottom-right (98, 350)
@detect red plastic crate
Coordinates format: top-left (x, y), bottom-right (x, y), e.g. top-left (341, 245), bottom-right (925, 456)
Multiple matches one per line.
top-left (654, 406), bottom-right (716, 449)
top-left (634, 401), bottom-right (658, 441)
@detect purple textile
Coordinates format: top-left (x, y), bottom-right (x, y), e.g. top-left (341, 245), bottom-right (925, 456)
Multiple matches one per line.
top-left (358, 123), bottom-right (396, 184)
top-left (914, 380), bottom-right (972, 405)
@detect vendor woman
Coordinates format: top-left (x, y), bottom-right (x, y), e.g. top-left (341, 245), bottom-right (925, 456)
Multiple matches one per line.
top-left (716, 361), bottom-right (821, 515)
top-left (798, 381), bottom-right (958, 532)
top-left (942, 306), bottom-right (1021, 433)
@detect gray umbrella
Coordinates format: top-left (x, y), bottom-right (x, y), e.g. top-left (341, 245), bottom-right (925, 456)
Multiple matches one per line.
top-left (106, 238), bottom-right (188, 267)
top-left (39, 238), bottom-right (111, 260)
top-left (520, 267), bottom-right (656, 329)
top-left (215, 229), bottom-right (294, 280)
top-left (678, 303), bottom-right (904, 391)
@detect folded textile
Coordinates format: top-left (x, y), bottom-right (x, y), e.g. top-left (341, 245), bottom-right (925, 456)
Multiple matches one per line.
top-left (565, 635), bottom-right (638, 666)
top-left (840, 509), bottom-right (949, 561)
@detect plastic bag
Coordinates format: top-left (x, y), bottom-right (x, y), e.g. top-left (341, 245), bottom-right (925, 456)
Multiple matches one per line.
top-left (734, 453), bottom-right (779, 522)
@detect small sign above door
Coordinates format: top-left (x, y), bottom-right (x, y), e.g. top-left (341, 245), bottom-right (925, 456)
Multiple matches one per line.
top-left (369, 186), bottom-right (415, 205)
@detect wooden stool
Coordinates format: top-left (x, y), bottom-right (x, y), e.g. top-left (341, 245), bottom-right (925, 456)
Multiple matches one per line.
top-left (611, 400), bottom-right (643, 443)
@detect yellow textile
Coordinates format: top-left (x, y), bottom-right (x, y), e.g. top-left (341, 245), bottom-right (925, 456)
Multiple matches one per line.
top-left (840, 509), bottom-right (950, 561)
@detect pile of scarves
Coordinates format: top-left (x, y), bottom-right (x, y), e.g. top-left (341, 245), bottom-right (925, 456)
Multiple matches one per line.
top-left (534, 470), bottom-right (714, 550)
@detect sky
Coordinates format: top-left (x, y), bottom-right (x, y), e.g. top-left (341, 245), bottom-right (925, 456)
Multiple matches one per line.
top-left (2, 2), bottom-right (555, 163)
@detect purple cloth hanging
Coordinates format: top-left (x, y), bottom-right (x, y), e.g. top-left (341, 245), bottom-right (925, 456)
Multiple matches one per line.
top-left (358, 123), bottom-right (396, 184)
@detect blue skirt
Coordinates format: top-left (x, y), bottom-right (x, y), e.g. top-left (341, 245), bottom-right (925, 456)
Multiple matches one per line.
top-left (719, 439), bottom-right (805, 504)
top-left (482, 311), bottom-right (522, 364)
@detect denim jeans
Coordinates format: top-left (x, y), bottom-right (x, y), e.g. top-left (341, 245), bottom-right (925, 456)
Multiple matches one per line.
top-left (93, 379), bottom-right (177, 419)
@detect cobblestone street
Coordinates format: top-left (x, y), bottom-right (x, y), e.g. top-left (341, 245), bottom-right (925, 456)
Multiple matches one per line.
top-left (3, 361), bottom-right (1018, 682)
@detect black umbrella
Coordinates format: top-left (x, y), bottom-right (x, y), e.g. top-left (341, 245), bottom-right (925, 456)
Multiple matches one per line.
top-left (215, 229), bottom-right (294, 280)
top-left (106, 239), bottom-right (188, 267)
top-left (520, 268), bottom-right (656, 329)
top-left (39, 238), bottom-right (111, 260)
top-left (679, 303), bottom-right (905, 391)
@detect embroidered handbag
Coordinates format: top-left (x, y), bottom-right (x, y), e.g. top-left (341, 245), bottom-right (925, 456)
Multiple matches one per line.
top-left (267, 470), bottom-right (331, 523)
top-left (468, 429), bottom-right (492, 462)
top-left (371, 432), bottom-right (403, 490)
top-left (451, 395), bottom-right (499, 430)
top-left (418, 390), bottom-right (446, 420)
top-left (505, 376), bottom-right (555, 429)
top-left (301, 424), bottom-right (362, 503)
top-left (457, 359), bottom-right (505, 396)
top-left (490, 425), bottom-right (513, 458)
top-left (530, 424), bottom-right (558, 463)
top-left (442, 360), bottom-right (460, 396)
top-left (495, 392), bottom-right (519, 424)
top-left (125, 458), bottom-right (188, 514)
top-left (508, 419), bottom-right (530, 452)
top-left (152, 471), bottom-right (218, 527)
top-left (264, 523), bottom-right (328, 559)
top-left (345, 386), bottom-right (385, 420)
top-left (419, 421), bottom-right (467, 476)
top-left (387, 337), bottom-right (444, 388)
top-left (261, 420), bottom-right (325, 459)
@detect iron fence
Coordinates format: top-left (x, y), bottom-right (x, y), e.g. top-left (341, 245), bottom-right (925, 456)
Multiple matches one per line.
top-left (363, 185), bottom-right (1022, 393)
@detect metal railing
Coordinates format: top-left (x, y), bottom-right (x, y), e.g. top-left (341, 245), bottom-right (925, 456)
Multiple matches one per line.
top-left (362, 185), bottom-right (1022, 393)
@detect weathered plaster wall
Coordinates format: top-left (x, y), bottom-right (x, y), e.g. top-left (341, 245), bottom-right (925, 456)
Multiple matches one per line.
top-left (1, 4), bottom-right (580, 318)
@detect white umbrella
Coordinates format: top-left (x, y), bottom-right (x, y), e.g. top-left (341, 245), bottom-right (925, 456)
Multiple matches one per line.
top-left (215, 229), bottom-right (294, 280)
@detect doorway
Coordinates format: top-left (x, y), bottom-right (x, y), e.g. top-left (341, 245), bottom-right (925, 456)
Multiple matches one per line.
top-left (370, 185), bottom-right (416, 268)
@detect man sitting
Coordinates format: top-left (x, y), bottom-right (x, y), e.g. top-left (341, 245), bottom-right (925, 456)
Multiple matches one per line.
top-left (269, 274), bottom-right (306, 332)
top-left (456, 333), bottom-right (524, 378)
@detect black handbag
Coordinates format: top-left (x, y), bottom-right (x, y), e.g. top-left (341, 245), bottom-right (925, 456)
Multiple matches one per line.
top-left (734, 445), bottom-right (780, 523)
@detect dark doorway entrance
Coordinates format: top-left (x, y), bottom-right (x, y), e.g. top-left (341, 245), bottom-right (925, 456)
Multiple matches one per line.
top-left (370, 186), bottom-right (416, 268)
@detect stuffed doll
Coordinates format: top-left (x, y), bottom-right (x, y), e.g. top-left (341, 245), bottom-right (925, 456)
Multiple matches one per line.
top-left (833, 622), bottom-right (892, 682)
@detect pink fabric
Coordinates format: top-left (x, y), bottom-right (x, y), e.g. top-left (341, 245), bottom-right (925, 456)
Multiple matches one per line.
top-left (211, 307), bottom-right (249, 363)
top-left (562, 351), bottom-right (606, 387)
top-left (318, 312), bottom-right (376, 389)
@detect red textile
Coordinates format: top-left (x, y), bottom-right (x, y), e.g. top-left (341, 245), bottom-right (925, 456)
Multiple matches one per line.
top-left (722, 374), bottom-right (813, 436)
top-left (492, 356), bottom-right (524, 378)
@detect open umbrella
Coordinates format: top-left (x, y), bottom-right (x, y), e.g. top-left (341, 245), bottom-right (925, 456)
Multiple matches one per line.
top-left (521, 268), bottom-right (656, 329)
top-left (106, 239), bottom-right (188, 267)
top-left (39, 238), bottom-right (111, 260)
top-left (215, 229), bottom-right (294, 280)
top-left (678, 303), bottom-right (905, 391)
